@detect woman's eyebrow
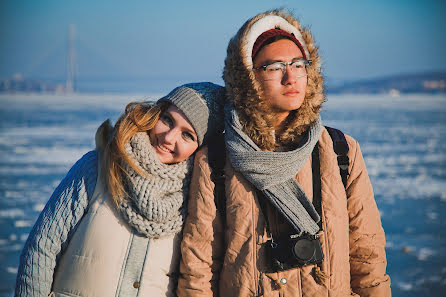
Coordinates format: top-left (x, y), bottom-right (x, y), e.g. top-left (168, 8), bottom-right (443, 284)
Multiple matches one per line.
top-left (168, 112), bottom-right (197, 137)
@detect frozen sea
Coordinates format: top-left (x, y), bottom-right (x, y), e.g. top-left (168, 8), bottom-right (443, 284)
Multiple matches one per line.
top-left (0, 93), bottom-right (445, 296)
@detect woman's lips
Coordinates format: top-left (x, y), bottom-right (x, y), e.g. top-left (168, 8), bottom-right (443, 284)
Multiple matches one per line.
top-left (156, 144), bottom-right (173, 154)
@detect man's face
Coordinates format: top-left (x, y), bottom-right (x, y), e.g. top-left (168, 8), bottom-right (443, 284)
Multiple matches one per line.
top-left (253, 39), bottom-right (307, 123)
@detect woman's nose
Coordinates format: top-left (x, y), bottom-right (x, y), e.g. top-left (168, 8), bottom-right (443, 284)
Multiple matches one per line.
top-left (162, 128), bottom-right (179, 144)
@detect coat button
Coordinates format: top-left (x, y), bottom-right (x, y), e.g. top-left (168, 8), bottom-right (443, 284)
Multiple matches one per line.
top-left (133, 281), bottom-right (140, 288)
top-left (280, 278), bottom-right (287, 285)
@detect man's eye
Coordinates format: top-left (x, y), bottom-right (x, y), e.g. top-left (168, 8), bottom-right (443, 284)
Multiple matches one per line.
top-left (291, 62), bottom-right (304, 69)
top-left (266, 64), bottom-right (283, 72)
top-left (292, 63), bottom-right (304, 69)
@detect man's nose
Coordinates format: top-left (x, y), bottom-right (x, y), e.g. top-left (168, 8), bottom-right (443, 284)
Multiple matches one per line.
top-left (282, 65), bottom-right (297, 84)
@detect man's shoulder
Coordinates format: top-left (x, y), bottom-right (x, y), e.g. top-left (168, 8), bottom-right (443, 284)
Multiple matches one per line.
top-left (194, 146), bottom-right (210, 166)
top-left (321, 126), bottom-right (359, 151)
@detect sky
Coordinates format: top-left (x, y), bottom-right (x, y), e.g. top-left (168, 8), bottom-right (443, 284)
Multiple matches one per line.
top-left (1, 0), bottom-right (445, 91)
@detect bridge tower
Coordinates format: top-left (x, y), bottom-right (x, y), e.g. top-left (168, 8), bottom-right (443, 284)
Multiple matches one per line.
top-left (66, 24), bottom-right (76, 93)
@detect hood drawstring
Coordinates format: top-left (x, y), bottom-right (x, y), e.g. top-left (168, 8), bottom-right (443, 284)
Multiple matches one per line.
top-left (312, 265), bottom-right (328, 286)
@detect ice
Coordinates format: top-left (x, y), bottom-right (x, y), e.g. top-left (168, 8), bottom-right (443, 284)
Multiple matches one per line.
top-left (1, 93), bottom-right (445, 296)
top-left (14, 220), bottom-right (33, 228)
top-left (0, 209), bottom-right (25, 219)
top-left (3, 146), bottom-right (92, 165)
top-left (417, 247), bottom-right (436, 261)
top-left (0, 164), bottom-right (69, 175)
top-left (397, 282), bottom-right (413, 291)
top-left (6, 267), bottom-right (18, 275)
top-left (33, 203), bottom-right (45, 212)
top-left (0, 93), bottom-right (153, 111)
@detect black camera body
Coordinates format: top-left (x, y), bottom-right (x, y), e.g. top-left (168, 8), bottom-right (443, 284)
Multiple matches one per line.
top-left (266, 233), bottom-right (324, 271)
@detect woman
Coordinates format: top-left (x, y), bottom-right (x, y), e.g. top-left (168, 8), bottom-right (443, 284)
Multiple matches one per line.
top-left (178, 10), bottom-right (391, 297)
top-left (15, 82), bottom-right (225, 297)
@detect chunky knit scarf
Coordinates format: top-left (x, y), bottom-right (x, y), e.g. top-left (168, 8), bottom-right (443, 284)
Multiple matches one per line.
top-left (118, 132), bottom-right (193, 238)
top-left (224, 104), bottom-right (322, 235)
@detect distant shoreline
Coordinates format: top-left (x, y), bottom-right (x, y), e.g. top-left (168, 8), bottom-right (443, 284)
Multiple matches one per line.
top-left (1, 71), bottom-right (445, 95)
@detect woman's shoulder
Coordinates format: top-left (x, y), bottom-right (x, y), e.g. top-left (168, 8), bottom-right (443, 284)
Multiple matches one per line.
top-left (54, 150), bottom-right (99, 205)
top-left (68, 150), bottom-right (98, 179)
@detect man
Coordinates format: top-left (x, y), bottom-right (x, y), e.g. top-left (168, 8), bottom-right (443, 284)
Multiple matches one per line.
top-left (178, 9), bottom-right (391, 297)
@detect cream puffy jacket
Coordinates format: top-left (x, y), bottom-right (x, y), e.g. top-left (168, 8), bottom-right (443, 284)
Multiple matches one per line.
top-left (16, 123), bottom-right (182, 297)
top-left (178, 128), bottom-right (391, 297)
top-left (51, 157), bottom-right (182, 297)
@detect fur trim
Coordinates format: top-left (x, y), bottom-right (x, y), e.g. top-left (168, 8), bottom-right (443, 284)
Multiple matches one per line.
top-left (223, 9), bottom-right (325, 151)
top-left (243, 15), bottom-right (310, 66)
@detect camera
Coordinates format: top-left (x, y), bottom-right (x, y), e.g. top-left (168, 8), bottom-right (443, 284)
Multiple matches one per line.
top-left (266, 233), bottom-right (324, 271)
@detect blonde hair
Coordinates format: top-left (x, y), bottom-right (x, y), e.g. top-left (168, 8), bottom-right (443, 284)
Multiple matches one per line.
top-left (102, 101), bottom-right (170, 206)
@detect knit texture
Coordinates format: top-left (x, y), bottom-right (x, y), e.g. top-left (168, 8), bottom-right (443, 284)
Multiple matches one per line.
top-left (15, 151), bottom-right (98, 297)
top-left (119, 132), bottom-right (193, 238)
top-left (157, 82), bottom-right (226, 146)
top-left (225, 104), bottom-right (322, 235)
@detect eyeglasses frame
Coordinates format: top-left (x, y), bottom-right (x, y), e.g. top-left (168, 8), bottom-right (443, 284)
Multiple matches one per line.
top-left (253, 59), bottom-right (313, 80)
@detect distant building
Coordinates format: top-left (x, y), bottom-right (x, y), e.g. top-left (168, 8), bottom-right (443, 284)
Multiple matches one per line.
top-left (423, 80), bottom-right (446, 91)
top-left (0, 74), bottom-right (62, 93)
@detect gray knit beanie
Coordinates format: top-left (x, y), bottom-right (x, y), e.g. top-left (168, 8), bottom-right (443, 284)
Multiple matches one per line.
top-left (157, 82), bottom-right (226, 146)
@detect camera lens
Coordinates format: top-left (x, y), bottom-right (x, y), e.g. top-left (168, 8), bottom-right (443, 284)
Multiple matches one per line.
top-left (292, 238), bottom-right (315, 262)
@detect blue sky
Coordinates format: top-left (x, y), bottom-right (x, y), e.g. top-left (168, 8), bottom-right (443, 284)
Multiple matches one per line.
top-left (1, 0), bottom-right (445, 87)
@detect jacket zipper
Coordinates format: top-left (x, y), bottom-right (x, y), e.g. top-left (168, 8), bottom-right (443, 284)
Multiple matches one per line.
top-left (297, 270), bottom-right (302, 297)
top-left (321, 207), bottom-right (330, 292)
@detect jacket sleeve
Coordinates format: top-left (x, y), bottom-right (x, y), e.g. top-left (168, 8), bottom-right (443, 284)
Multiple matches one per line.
top-left (345, 138), bottom-right (391, 297)
top-left (14, 150), bottom-right (98, 297)
top-left (178, 148), bottom-right (225, 297)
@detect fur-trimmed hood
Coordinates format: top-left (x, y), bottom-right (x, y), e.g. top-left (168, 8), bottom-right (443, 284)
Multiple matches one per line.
top-left (223, 9), bottom-right (325, 151)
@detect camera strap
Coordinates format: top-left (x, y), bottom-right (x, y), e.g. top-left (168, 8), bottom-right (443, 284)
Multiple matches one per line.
top-left (258, 143), bottom-right (323, 239)
top-left (311, 143), bottom-right (323, 231)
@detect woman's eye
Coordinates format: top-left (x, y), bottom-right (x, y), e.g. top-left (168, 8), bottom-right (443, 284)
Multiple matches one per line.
top-left (182, 132), bottom-right (195, 142)
top-left (161, 114), bottom-right (173, 127)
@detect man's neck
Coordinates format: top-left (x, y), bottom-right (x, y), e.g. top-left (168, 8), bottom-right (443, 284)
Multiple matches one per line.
top-left (273, 112), bottom-right (291, 135)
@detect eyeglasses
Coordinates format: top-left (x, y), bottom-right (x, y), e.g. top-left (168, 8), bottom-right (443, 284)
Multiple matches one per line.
top-left (253, 59), bottom-right (312, 81)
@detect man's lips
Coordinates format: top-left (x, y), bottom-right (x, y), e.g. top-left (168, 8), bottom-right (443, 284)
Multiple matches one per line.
top-left (283, 90), bottom-right (299, 96)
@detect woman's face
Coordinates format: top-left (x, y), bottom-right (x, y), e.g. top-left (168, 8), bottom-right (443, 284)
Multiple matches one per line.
top-left (149, 105), bottom-right (198, 164)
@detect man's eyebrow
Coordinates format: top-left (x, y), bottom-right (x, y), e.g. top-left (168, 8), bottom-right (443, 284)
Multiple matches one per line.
top-left (260, 56), bottom-right (305, 65)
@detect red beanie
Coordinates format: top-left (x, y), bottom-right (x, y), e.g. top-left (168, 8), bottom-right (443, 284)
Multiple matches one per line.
top-left (252, 29), bottom-right (307, 59)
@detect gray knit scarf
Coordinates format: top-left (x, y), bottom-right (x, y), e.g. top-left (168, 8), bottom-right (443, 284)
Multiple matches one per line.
top-left (224, 104), bottom-right (323, 235)
top-left (118, 132), bottom-right (193, 238)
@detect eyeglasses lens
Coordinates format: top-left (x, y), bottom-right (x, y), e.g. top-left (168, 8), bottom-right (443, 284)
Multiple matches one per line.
top-left (262, 61), bottom-right (308, 80)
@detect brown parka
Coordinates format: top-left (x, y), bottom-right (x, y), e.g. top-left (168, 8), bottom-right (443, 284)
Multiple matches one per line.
top-left (178, 9), bottom-right (391, 297)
